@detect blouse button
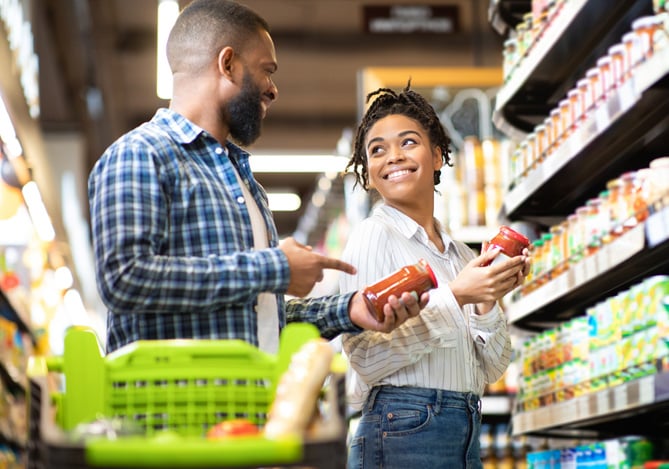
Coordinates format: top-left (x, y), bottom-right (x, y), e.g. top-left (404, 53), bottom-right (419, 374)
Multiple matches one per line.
top-left (237, 196), bottom-right (245, 204)
top-left (215, 147), bottom-right (223, 154)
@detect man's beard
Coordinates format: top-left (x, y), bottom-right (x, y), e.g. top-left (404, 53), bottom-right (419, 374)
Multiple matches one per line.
top-left (227, 70), bottom-right (263, 146)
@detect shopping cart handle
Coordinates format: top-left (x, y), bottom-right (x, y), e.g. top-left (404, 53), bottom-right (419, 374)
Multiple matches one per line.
top-left (45, 356), bottom-right (64, 372)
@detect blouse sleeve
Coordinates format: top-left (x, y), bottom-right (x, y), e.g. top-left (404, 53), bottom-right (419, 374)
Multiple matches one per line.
top-left (468, 304), bottom-right (513, 384)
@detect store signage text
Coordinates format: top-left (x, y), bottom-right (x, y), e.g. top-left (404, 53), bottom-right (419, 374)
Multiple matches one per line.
top-left (0, 0), bottom-right (40, 118)
top-left (363, 5), bottom-right (459, 34)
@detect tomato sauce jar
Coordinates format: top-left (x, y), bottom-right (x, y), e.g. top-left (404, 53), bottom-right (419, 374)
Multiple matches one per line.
top-left (484, 225), bottom-right (530, 266)
top-left (362, 259), bottom-right (438, 321)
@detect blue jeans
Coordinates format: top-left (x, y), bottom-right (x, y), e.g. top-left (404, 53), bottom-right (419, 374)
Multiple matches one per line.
top-left (347, 385), bottom-right (482, 469)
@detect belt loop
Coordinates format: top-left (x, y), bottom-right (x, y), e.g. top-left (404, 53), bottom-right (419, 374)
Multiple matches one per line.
top-left (366, 386), bottom-right (382, 413)
top-left (434, 389), bottom-right (442, 414)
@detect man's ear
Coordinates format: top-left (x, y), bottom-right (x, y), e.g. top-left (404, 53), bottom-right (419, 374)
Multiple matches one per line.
top-left (218, 46), bottom-right (235, 80)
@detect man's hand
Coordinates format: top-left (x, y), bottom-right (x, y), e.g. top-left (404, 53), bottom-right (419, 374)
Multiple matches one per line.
top-left (279, 237), bottom-right (356, 297)
top-left (348, 290), bottom-right (429, 333)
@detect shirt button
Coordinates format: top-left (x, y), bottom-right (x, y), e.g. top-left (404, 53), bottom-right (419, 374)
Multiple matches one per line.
top-left (215, 147), bottom-right (223, 154)
top-left (237, 196), bottom-right (245, 204)
top-left (387, 412), bottom-right (393, 419)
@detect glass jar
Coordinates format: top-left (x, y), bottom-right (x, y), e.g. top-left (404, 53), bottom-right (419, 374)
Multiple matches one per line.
top-left (620, 171), bottom-right (641, 232)
top-left (632, 168), bottom-right (650, 223)
top-left (550, 108), bottom-right (562, 147)
top-left (543, 116), bottom-right (554, 157)
top-left (550, 221), bottom-right (569, 276)
top-left (516, 140), bottom-right (528, 180)
top-left (559, 98), bottom-right (572, 141)
top-left (606, 177), bottom-right (626, 238)
top-left (585, 67), bottom-right (603, 107)
top-left (608, 44), bottom-right (627, 87)
top-left (526, 132), bottom-right (537, 171)
top-left (484, 225), bottom-right (531, 266)
top-left (362, 259), bottom-right (438, 321)
top-left (596, 56), bottom-right (612, 100)
top-left (567, 89), bottom-right (581, 130)
top-left (597, 189), bottom-right (612, 244)
top-left (622, 32), bottom-right (643, 74)
top-left (503, 38), bottom-right (518, 82)
top-left (516, 22), bottom-right (529, 58)
top-left (577, 78), bottom-right (593, 118)
top-left (573, 206), bottom-right (589, 263)
top-left (540, 232), bottom-right (553, 279)
top-left (565, 213), bottom-right (579, 264)
top-left (534, 124), bottom-right (547, 164)
top-left (527, 238), bottom-right (545, 292)
top-left (584, 197), bottom-right (604, 255)
top-left (632, 15), bottom-right (664, 59)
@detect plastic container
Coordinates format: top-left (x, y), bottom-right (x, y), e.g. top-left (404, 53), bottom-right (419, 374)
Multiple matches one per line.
top-left (362, 259), bottom-right (438, 321)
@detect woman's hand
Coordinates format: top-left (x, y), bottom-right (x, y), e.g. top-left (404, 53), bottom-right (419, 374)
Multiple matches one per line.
top-left (449, 246), bottom-right (529, 313)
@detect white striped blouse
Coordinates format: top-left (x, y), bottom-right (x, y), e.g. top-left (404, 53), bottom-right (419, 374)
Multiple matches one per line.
top-left (339, 204), bottom-right (512, 410)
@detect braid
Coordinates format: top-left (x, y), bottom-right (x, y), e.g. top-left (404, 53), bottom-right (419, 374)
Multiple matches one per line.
top-left (346, 81), bottom-right (453, 190)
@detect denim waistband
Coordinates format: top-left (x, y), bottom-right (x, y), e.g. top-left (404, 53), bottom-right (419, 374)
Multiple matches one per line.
top-left (366, 385), bottom-right (481, 413)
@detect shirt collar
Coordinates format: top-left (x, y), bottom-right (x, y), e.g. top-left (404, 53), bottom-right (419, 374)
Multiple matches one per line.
top-left (375, 204), bottom-right (454, 252)
top-left (152, 108), bottom-right (251, 163)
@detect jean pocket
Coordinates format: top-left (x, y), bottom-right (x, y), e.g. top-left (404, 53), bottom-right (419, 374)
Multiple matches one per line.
top-left (383, 403), bottom-right (431, 435)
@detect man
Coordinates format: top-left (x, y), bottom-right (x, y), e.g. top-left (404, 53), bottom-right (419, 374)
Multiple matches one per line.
top-left (88, 0), bottom-right (428, 353)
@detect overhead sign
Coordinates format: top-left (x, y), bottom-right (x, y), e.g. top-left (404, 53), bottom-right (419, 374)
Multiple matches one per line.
top-left (363, 5), bottom-right (459, 34)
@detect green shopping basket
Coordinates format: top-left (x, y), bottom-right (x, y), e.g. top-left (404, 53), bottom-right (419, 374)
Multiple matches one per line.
top-left (27, 322), bottom-right (346, 468)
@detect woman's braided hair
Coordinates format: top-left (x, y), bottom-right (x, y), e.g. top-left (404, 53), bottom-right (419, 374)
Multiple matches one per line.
top-left (346, 81), bottom-right (453, 190)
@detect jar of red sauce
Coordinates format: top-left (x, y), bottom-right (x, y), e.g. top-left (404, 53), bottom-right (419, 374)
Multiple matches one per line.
top-left (483, 225), bottom-right (530, 266)
top-left (362, 259), bottom-right (438, 321)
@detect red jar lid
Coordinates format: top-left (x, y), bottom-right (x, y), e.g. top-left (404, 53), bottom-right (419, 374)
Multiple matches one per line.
top-left (499, 225), bottom-right (530, 247)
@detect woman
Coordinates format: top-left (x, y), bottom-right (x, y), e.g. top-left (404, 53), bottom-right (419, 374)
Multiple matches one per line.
top-left (340, 83), bottom-right (530, 468)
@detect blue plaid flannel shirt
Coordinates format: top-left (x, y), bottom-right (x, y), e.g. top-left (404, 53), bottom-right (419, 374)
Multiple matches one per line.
top-left (88, 108), bottom-right (357, 352)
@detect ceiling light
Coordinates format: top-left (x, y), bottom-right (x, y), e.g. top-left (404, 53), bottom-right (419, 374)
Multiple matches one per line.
top-left (0, 96), bottom-right (22, 158)
top-left (156, 0), bottom-right (179, 99)
top-left (267, 192), bottom-right (301, 212)
top-left (21, 181), bottom-right (55, 242)
top-left (249, 154), bottom-right (349, 173)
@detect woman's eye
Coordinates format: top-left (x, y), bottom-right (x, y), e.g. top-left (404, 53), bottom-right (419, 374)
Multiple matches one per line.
top-left (402, 138), bottom-right (417, 146)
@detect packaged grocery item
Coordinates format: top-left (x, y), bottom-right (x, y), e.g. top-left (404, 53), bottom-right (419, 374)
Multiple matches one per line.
top-left (484, 225), bottom-right (530, 266)
top-left (632, 15), bottom-right (665, 58)
top-left (362, 259), bottom-right (438, 321)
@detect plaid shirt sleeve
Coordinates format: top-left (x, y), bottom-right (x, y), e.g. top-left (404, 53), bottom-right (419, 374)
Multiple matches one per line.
top-left (285, 291), bottom-right (360, 339)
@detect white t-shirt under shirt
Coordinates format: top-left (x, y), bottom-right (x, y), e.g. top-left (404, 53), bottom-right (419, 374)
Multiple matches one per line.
top-left (230, 162), bottom-right (279, 354)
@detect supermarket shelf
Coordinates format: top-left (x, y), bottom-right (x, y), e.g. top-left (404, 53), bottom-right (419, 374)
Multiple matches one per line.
top-left (512, 370), bottom-right (669, 438)
top-left (488, 0), bottom-right (530, 36)
top-left (506, 210), bottom-right (669, 330)
top-left (493, 0), bottom-right (651, 137)
top-left (502, 45), bottom-right (669, 222)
